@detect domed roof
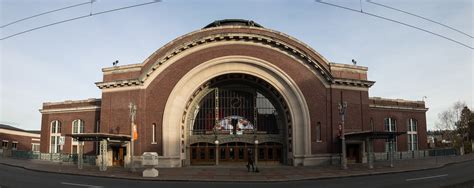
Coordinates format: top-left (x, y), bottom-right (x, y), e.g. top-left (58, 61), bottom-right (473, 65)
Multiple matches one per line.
top-left (203, 19), bottom-right (263, 29)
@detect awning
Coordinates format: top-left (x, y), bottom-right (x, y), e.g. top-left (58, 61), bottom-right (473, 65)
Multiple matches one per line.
top-left (66, 133), bottom-right (131, 142)
top-left (345, 130), bottom-right (406, 140)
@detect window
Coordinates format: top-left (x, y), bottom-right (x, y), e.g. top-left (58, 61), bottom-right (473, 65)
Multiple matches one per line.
top-left (152, 123), bottom-right (157, 144)
top-left (71, 119), bottom-right (84, 153)
top-left (50, 120), bottom-right (61, 153)
top-left (370, 118), bottom-right (374, 131)
top-left (407, 119), bottom-right (418, 151)
top-left (315, 122), bottom-right (322, 142)
top-left (384, 118), bottom-right (397, 152)
top-left (51, 120), bottom-right (61, 134)
top-left (11, 142), bottom-right (18, 150)
top-left (2, 140), bottom-right (8, 148)
top-left (384, 118), bottom-right (396, 132)
top-left (32, 143), bottom-right (40, 152)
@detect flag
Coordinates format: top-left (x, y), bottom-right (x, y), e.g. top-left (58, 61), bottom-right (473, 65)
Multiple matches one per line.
top-left (133, 123), bottom-right (138, 140)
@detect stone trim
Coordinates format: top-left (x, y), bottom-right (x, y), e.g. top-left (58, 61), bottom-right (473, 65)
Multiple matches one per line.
top-left (333, 78), bottom-right (375, 88)
top-left (369, 97), bottom-right (425, 104)
top-left (369, 105), bottom-right (428, 112)
top-left (39, 106), bottom-right (101, 114)
top-left (95, 35), bottom-right (374, 90)
top-left (102, 63), bottom-right (142, 72)
top-left (0, 128), bottom-right (40, 138)
top-left (96, 79), bottom-right (141, 89)
top-left (43, 98), bottom-right (100, 106)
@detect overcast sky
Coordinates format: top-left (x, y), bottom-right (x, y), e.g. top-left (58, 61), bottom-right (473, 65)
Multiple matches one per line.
top-left (1, 0), bottom-right (472, 131)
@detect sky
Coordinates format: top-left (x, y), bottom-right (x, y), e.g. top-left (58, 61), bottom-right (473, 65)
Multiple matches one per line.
top-left (0, 0), bottom-right (472, 131)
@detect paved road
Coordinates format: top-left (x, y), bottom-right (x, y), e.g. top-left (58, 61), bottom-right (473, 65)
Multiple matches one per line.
top-left (1, 160), bottom-right (474, 188)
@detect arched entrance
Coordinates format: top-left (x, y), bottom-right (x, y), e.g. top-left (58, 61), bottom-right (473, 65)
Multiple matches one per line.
top-left (186, 73), bottom-right (288, 165)
top-left (161, 56), bottom-right (311, 167)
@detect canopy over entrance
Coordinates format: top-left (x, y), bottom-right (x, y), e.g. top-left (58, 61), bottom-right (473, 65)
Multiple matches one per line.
top-left (345, 130), bottom-right (406, 140)
top-left (67, 133), bottom-right (131, 171)
top-left (344, 130), bottom-right (406, 169)
top-left (67, 133), bottom-right (131, 142)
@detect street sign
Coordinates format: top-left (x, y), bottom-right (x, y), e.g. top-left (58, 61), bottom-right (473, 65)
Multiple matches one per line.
top-left (58, 136), bottom-right (65, 145)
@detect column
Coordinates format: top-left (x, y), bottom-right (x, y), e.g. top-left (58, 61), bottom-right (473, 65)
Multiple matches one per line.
top-left (389, 138), bottom-right (394, 168)
top-left (367, 138), bottom-right (373, 169)
top-left (78, 141), bottom-right (83, 169)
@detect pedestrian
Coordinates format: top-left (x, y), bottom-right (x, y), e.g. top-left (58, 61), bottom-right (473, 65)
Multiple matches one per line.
top-left (246, 150), bottom-right (255, 172)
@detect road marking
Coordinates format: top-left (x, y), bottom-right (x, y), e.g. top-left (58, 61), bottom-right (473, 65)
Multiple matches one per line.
top-left (61, 182), bottom-right (104, 188)
top-left (405, 174), bottom-right (448, 181)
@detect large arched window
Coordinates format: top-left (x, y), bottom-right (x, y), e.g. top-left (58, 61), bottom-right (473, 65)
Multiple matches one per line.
top-left (407, 118), bottom-right (418, 151)
top-left (71, 119), bottom-right (84, 154)
top-left (191, 87), bottom-right (280, 135)
top-left (50, 120), bottom-right (61, 153)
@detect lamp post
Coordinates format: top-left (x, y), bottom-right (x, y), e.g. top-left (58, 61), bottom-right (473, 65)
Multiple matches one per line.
top-left (338, 101), bottom-right (347, 170)
top-left (214, 140), bottom-right (219, 165)
top-left (129, 102), bottom-right (137, 172)
top-left (254, 139), bottom-right (259, 167)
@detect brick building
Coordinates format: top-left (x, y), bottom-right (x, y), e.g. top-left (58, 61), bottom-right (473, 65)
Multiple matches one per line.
top-left (39, 19), bottom-right (428, 168)
top-left (1, 124), bottom-right (41, 155)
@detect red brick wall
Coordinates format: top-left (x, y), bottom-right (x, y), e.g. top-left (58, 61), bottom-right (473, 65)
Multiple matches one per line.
top-left (40, 110), bottom-right (100, 155)
top-left (0, 132), bottom-right (40, 151)
top-left (369, 108), bottom-right (428, 152)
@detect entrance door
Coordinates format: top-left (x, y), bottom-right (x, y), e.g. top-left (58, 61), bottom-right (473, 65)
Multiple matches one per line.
top-left (190, 142), bottom-right (283, 165)
top-left (346, 144), bottom-right (361, 163)
top-left (112, 146), bottom-right (126, 166)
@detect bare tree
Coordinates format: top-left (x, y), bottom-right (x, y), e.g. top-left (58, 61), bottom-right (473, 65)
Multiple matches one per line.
top-left (435, 101), bottom-right (467, 144)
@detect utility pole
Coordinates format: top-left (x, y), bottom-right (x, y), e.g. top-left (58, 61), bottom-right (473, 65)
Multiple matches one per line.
top-left (338, 101), bottom-right (348, 170)
top-left (129, 102), bottom-right (137, 172)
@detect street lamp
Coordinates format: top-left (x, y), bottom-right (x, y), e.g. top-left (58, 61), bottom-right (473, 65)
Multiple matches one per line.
top-left (254, 139), bottom-right (259, 167)
top-left (129, 102), bottom-right (137, 172)
top-left (214, 140), bottom-right (219, 165)
top-left (338, 101), bottom-right (347, 170)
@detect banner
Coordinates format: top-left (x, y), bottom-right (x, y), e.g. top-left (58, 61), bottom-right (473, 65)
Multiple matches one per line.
top-left (133, 123), bottom-right (138, 140)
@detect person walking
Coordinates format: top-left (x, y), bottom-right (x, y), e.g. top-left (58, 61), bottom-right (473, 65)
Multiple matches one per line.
top-left (246, 150), bottom-right (255, 172)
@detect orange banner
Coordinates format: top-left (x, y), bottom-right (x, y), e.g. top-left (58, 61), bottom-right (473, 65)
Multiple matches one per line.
top-left (133, 123), bottom-right (138, 140)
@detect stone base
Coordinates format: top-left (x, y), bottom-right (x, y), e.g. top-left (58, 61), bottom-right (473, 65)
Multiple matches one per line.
top-left (143, 168), bottom-right (159, 177)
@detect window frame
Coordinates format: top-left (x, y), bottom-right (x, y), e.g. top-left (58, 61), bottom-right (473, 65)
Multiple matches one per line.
top-left (71, 119), bottom-right (85, 154)
top-left (50, 120), bottom-right (61, 153)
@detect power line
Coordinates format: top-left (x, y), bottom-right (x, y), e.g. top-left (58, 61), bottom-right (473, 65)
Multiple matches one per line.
top-left (0, 1), bottom-right (93, 29)
top-left (314, 0), bottom-right (473, 50)
top-left (1, 1), bottom-right (160, 40)
top-left (367, 0), bottom-right (473, 38)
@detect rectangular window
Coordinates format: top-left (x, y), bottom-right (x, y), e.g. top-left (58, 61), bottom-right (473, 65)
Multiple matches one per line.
top-left (32, 144), bottom-right (40, 152)
top-left (209, 148), bottom-right (215, 160)
top-left (11, 142), bottom-right (17, 150)
top-left (220, 147), bottom-right (226, 160)
top-left (72, 145), bottom-right (78, 154)
top-left (258, 148), bottom-right (265, 160)
top-left (1, 141), bottom-right (8, 148)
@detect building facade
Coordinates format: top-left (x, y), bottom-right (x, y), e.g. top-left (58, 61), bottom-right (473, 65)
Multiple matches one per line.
top-left (39, 19), bottom-right (428, 168)
top-left (1, 124), bottom-right (41, 156)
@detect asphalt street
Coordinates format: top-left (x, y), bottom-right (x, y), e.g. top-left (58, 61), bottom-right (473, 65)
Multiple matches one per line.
top-left (1, 160), bottom-right (473, 188)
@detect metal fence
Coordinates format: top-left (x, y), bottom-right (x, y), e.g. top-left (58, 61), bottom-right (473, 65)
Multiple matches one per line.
top-left (11, 150), bottom-right (96, 165)
top-left (373, 148), bottom-right (457, 161)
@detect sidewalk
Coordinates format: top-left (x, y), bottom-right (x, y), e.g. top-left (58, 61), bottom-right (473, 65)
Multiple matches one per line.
top-left (1, 154), bottom-right (473, 182)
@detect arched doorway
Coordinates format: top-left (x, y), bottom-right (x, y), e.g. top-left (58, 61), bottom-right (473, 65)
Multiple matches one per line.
top-left (186, 74), bottom-right (289, 165)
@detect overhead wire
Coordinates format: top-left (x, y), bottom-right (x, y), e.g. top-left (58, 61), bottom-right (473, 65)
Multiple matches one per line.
top-left (314, 0), bottom-right (473, 50)
top-left (367, 0), bottom-right (473, 38)
top-left (1, 0), bottom-right (160, 40)
top-left (0, 1), bottom-right (93, 29)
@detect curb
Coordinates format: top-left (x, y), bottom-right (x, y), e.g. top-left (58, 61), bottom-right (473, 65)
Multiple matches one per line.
top-left (0, 158), bottom-right (472, 183)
